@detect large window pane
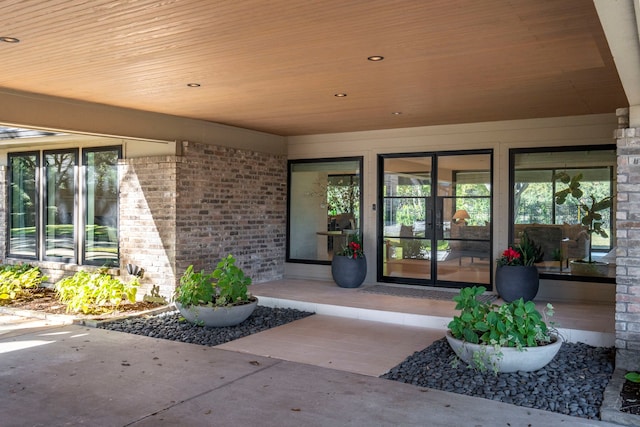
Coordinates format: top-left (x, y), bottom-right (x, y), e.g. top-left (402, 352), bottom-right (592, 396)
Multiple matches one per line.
top-left (84, 147), bottom-right (120, 266)
top-left (288, 158), bottom-right (362, 263)
top-left (44, 150), bottom-right (77, 260)
top-left (511, 147), bottom-right (616, 279)
top-left (8, 153), bottom-right (38, 257)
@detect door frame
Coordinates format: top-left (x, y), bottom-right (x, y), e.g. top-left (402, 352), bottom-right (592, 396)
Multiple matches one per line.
top-left (376, 149), bottom-right (493, 288)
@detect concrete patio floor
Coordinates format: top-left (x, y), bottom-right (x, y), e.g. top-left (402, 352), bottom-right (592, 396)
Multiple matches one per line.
top-left (0, 313), bottom-right (623, 427)
top-left (0, 278), bottom-right (628, 426)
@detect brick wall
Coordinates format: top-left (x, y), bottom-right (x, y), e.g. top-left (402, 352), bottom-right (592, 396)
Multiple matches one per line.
top-left (119, 156), bottom-right (179, 298)
top-left (0, 166), bottom-right (6, 261)
top-left (614, 109), bottom-right (640, 370)
top-left (0, 142), bottom-right (286, 299)
top-left (175, 141), bottom-right (287, 283)
top-left (119, 143), bottom-right (287, 298)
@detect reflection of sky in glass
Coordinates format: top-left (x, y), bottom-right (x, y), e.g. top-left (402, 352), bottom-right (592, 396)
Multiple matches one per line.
top-left (0, 126), bottom-right (64, 140)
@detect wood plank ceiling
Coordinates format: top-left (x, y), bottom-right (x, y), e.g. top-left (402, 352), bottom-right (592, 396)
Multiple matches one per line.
top-left (0, 0), bottom-right (628, 136)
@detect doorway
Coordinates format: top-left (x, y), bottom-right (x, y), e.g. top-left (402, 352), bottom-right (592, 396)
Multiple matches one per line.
top-left (378, 150), bottom-right (492, 288)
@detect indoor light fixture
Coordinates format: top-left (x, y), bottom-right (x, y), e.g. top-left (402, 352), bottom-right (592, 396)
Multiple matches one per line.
top-left (0, 36), bottom-right (20, 43)
top-left (452, 209), bottom-right (470, 225)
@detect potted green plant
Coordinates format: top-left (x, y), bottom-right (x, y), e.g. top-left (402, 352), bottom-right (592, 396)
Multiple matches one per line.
top-left (495, 230), bottom-right (543, 302)
top-left (331, 234), bottom-right (366, 288)
top-left (554, 171), bottom-right (614, 276)
top-left (446, 286), bottom-right (561, 373)
top-left (174, 254), bottom-right (257, 327)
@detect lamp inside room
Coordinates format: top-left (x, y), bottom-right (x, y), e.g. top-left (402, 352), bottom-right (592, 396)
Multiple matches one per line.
top-left (452, 209), bottom-right (470, 225)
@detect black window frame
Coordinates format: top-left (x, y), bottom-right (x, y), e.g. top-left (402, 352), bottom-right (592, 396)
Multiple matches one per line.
top-left (43, 148), bottom-right (79, 263)
top-left (6, 146), bottom-right (122, 267)
top-left (509, 144), bottom-right (616, 283)
top-left (7, 151), bottom-right (40, 260)
top-left (286, 156), bottom-right (364, 265)
top-left (82, 146), bottom-right (122, 267)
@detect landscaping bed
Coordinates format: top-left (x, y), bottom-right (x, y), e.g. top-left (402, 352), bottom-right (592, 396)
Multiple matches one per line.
top-left (621, 379), bottom-right (640, 415)
top-left (2, 287), bottom-right (165, 319)
top-left (382, 337), bottom-right (615, 420)
top-left (97, 306), bottom-right (315, 346)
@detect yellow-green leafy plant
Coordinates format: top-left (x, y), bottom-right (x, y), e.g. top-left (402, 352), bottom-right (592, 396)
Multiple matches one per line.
top-left (0, 264), bottom-right (47, 304)
top-left (55, 269), bottom-right (139, 314)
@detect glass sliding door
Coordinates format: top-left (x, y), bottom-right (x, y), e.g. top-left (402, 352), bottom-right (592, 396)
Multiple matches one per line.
top-left (44, 150), bottom-right (77, 261)
top-left (84, 147), bottom-right (120, 266)
top-left (439, 154), bottom-right (492, 286)
top-left (378, 151), bottom-right (492, 287)
top-left (380, 156), bottom-right (434, 281)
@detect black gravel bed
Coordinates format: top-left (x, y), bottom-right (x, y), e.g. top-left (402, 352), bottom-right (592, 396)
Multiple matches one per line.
top-left (98, 306), bottom-right (314, 347)
top-left (381, 338), bottom-right (615, 420)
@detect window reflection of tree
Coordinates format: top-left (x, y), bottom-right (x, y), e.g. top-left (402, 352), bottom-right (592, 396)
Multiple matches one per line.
top-left (46, 153), bottom-right (75, 225)
top-left (85, 150), bottom-right (119, 265)
top-left (9, 155), bottom-right (37, 256)
top-left (45, 152), bottom-right (76, 258)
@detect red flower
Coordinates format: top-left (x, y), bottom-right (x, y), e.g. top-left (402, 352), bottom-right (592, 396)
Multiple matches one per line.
top-left (497, 247), bottom-right (522, 266)
top-left (337, 236), bottom-right (364, 259)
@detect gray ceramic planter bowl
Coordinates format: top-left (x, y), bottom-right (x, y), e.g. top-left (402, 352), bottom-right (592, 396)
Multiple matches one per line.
top-left (445, 331), bottom-right (562, 373)
top-left (175, 297), bottom-right (258, 327)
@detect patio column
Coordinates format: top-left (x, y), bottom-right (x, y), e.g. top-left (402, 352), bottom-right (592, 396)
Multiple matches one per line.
top-left (615, 107), bottom-right (640, 370)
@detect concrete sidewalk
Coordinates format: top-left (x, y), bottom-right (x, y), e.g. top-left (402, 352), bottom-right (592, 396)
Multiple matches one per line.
top-left (0, 316), bottom-right (622, 427)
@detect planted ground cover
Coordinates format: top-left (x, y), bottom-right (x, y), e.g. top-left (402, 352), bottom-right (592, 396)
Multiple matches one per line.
top-left (0, 265), bottom-right (163, 318)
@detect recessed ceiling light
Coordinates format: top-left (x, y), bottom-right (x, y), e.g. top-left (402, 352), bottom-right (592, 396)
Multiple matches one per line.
top-left (392, 112), bottom-right (402, 115)
top-left (0, 36), bottom-right (20, 43)
top-left (367, 55), bottom-right (384, 61)
top-left (186, 83), bottom-right (201, 87)
top-left (334, 93), bottom-right (347, 97)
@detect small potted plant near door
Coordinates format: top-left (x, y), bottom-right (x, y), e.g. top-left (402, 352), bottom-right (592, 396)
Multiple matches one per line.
top-left (331, 234), bottom-right (366, 288)
top-left (446, 286), bottom-right (561, 373)
top-left (174, 254), bottom-right (257, 327)
top-left (554, 171), bottom-right (614, 276)
top-left (495, 230), bottom-right (543, 302)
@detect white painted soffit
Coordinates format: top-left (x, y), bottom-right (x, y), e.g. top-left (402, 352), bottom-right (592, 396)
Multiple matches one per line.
top-left (594, 0), bottom-right (640, 125)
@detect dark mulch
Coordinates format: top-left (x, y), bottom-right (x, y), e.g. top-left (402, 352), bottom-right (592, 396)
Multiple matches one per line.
top-left (621, 380), bottom-right (640, 415)
top-left (2, 287), bottom-right (166, 319)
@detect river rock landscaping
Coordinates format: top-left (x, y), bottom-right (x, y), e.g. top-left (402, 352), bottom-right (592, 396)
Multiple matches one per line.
top-left (381, 337), bottom-right (615, 420)
top-left (98, 306), bottom-right (314, 346)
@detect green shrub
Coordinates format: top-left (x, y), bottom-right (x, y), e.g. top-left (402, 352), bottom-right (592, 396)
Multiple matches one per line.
top-left (448, 286), bottom-right (554, 349)
top-left (55, 270), bottom-right (138, 314)
top-left (448, 286), bottom-right (556, 373)
top-left (212, 254), bottom-right (252, 306)
top-left (0, 264), bottom-right (47, 304)
top-left (174, 265), bottom-right (215, 308)
top-left (175, 254), bottom-right (252, 308)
